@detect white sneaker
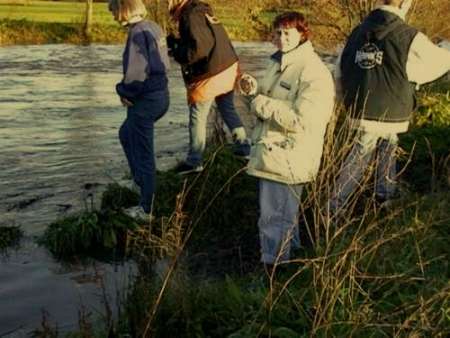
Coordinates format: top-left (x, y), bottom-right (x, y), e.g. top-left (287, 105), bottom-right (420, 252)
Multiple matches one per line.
top-left (123, 206), bottom-right (153, 222)
top-left (120, 180), bottom-right (139, 193)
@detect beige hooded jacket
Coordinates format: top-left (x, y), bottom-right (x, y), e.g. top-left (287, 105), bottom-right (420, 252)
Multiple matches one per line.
top-left (247, 41), bottom-right (335, 184)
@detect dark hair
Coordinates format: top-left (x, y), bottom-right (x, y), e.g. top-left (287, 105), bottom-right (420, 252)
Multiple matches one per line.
top-left (384, 0), bottom-right (402, 6)
top-left (273, 11), bottom-right (310, 41)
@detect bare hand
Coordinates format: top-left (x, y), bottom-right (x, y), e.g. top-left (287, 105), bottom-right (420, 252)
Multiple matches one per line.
top-left (120, 97), bottom-right (133, 107)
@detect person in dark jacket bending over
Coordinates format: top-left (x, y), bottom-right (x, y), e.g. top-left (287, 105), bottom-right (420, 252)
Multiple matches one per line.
top-left (167, 0), bottom-right (250, 175)
top-left (330, 0), bottom-right (450, 215)
top-left (109, 0), bottom-right (170, 221)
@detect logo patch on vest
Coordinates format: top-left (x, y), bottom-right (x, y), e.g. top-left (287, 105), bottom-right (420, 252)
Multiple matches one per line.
top-left (205, 13), bottom-right (220, 24)
top-left (355, 43), bottom-right (384, 69)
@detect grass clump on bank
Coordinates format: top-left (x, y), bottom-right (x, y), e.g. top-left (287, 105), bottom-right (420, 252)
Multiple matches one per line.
top-left (39, 181), bottom-right (140, 259)
top-left (0, 225), bottom-right (23, 252)
top-left (131, 146), bottom-right (260, 275)
top-left (39, 145), bottom-right (259, 267)
top-left (39, 209), bottom-right (139, 259)
top-left (399, 82), bottom-right (450, 192)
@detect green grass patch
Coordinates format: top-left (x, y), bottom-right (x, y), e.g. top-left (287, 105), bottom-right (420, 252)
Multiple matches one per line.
top-left (0, 0), bottom-right (271, 44)
top-left (0, 225), bottom-right (23, 251)
top-left (399, 82), bottom-right (450, 192)
top-left (0, 18), bottom-right (126, 44)
top-left (104, 191), bottom-right (450, 337)
top-left (42, 134), bottom-right (450, 335)
top-left (38, 209), bottom-right (139, 259)
top-left (39, 145), bottom-right (259, 267)
top-left (0, 0), bottom-right (114, 24)
top-left (40, 182), bottom-right (140, 259)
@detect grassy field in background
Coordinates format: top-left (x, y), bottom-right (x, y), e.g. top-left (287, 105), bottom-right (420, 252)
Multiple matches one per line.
top-left (1, 0), bottom-right (448, 46)
top-left (0, 0), bottom-right (114, 25)
top-left (0, 0), bottom-right (263, 26)
top-left (0, 0), bottom-right (268, 44)
top-left (0, 0), bottom-right (124, 44)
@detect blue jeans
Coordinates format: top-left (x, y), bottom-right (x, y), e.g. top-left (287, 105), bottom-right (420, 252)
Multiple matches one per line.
top-left (186, 90), bottom-right (245, 166)
top-left (119, 90), bottom-right (169, 213)
top-left (330, 131), bottom-right (398, 214)
top-left (258, 179), bottom-right (304, 264)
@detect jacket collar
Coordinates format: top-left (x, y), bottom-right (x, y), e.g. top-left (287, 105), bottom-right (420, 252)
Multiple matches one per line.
top-left (123, 15), bottom-right (144, 27)
top-left (270, 40), bottom-right (313, 71)
top-left (377, 5), bottom-right (406, 20)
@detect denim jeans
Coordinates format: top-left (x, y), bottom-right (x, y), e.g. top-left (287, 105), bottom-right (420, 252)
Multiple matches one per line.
top-left (119, 90), bottom-right (169, 213)
top-left (330, 131), bottom-right (398, 214)
top-left (258, 179), bottom-right (304, 264)
top-left (186, 90), bottom-right (245, 166)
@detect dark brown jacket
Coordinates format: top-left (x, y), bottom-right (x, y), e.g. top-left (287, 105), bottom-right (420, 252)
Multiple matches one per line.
top-left (171, 0), bottom-right (238, 83)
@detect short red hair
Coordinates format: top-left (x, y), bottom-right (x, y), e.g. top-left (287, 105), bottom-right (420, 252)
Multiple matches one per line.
top-left (273, 11), bottom-right (310, 41)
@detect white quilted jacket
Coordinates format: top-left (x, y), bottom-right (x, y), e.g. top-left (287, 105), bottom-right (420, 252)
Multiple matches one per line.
top-left (247, 41), bottom-right (335, 184)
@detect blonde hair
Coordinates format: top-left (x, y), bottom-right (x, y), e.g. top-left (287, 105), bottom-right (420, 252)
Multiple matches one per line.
top-left (168, 0), bottom-right (188, 14)
top-left (108, 0), bottom-right (147, 23)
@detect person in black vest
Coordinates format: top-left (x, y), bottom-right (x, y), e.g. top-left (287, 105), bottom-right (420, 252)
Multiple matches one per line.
top-left (330, 0), bottom-right (450, 214)
top-left (166, 0), bottom-right (250, 175)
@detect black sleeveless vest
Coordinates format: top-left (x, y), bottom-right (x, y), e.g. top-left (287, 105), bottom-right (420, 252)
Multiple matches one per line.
top-left (340, 9), bottom-right (418, 122)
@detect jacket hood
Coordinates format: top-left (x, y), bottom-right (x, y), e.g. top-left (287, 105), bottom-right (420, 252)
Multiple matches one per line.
top-left (182, 0), bottom-right (212, 16)
top-left (361, 9), bottom-right (404, 40)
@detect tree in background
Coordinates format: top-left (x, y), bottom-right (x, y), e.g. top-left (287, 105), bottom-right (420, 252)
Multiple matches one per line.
top-left (144, 0), bottom-right (172, 33)
top-left (84, 0), bottom-right (93, 38)
top-left (306, 0), bottom-right (378, 41)
top-left (409, 0), bottom-right (450, 41)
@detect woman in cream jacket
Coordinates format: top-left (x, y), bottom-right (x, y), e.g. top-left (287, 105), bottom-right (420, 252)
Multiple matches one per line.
top-left (241, 12), bottom-right (335, 267)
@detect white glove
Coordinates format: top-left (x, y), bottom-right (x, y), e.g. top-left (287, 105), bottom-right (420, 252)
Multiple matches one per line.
top-left (251, 94), bottom-right (273, 120)
top-left (238, 73), bottom-right (258, 97)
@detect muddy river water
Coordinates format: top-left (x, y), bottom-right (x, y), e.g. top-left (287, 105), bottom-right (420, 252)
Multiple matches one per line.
top-left (0, 42), bottom-right (284, 335)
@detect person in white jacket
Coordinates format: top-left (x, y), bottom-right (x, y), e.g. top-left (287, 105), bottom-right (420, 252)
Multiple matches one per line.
top-left (239, 12), bottom-right (335, 268)
top-left (330, 0), bottom-right (450, 215)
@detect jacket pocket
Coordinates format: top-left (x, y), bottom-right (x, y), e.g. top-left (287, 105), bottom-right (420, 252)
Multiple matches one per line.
top-left (252, 137), bottom-right (298, 180)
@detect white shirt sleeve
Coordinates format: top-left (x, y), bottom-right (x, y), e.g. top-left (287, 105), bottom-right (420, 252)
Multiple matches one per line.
top-left (406, 32), bottom-right (450, 85)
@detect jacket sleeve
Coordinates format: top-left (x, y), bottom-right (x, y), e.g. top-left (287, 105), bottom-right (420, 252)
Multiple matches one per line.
top-left (172, 10), bottom-right (215, 65)
top-left (406, 32), bottom-right (450, 85)
top-left (252, 65), bottom-right (335, 133)
top-left (116, 32), bottom-right (150, 99)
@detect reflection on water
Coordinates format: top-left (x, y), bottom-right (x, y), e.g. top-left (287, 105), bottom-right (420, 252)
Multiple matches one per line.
top-left (0, 42), bottom-right (274, 334)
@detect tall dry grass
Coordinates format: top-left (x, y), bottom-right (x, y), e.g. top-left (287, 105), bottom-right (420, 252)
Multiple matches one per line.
top-left (32, 86), bottom-right (449, 335)
top-left (120, 99), bottom-right (449, 336)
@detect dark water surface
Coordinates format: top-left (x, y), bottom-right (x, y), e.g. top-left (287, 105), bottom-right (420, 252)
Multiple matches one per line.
top-left (0, 42), bottom-right (274, 335)
top-left (0, 43), bottom-right (274, 233)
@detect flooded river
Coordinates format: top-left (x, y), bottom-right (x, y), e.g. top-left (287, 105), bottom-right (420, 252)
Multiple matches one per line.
top-left (0, 42), bottom-right (274, 233)
top-left (0, 42), bottom-right (276, 335)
